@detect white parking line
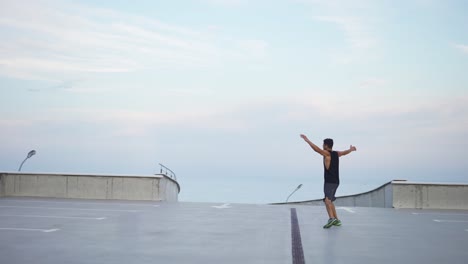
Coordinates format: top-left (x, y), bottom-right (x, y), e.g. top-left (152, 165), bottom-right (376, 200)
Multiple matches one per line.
top-left (0, 206), bottom-right (141, 212)
top-left (433, 219), bottom-right (468, 223)
top-left (412, 212), bottom-right (468, 216)
top-left (337, 207), bottom-right (356, 213)
top-left (0, 228), bottom-right (60, 233)
top-left (212, 203), bottom-right (231, 209)
top-left (0, 215), bottom-right (106, 220)
top-left (0, 199), bottom-right (160, 207)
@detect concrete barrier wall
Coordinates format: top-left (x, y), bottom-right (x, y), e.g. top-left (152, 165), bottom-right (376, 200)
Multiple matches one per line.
top-left (279, 180), bottom-right (468, 210)
top-left (333, 182), bottom-right (393, 208)
top-left (159, 177), bottom-right (179, 202)
top-left (392, 182), bottom-right (468, 210)
top-left (0, 174), bottom-right (5, 197)
top-left (281, 181), bottom-right (394, 208)
top-left (0, 172), bottom-right (180, 202)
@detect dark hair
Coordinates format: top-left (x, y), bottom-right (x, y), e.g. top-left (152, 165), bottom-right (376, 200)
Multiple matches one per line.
top-left (323, 138), bottom-right (334, 149)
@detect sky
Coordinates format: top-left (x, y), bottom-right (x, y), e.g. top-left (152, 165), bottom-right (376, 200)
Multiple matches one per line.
top-left (1, 0), bottom-right (467, 204)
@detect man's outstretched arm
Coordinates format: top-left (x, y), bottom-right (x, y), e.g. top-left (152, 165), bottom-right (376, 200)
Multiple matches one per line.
top-left (300, 134), bottom-right (330, 157)
top-left (338, 145), bottom-right (357, 157)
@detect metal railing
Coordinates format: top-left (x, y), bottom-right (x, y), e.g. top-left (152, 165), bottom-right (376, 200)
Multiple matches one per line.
top-left (158, 163), bottom-right (177, 181)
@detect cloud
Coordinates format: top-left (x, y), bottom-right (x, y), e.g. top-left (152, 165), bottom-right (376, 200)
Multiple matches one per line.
top-left (0, 0), bottom-right (267, 82)
top-left (8, 91), bottom-right (465, 138)
top-left (1, 93), bottom-right (467, 175)
top-left (359, 78), bottom-right (387, 89)
top-left (296, 0), bottom-right (377, 49)
top-left (203, 0), bottom-right (248, 7)
top-left (236, 39), bottom-right (269, 58)
top-left (455, 44), bottom-right (468, 55)
top-left (37, 106), bottom-right (249, 136)
top-left (314, 15), bottom-right (377, 49)
top-left (297, 0), bottom-right (379, 64)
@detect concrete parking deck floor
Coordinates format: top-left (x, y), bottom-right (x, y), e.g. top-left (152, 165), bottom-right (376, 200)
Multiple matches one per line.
top-left (1, 197), bottom-right (467, 264)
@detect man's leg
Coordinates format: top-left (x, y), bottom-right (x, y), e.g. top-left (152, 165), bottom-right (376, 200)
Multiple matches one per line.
top-left (329, 184), bottom-right (342, 226)
top-left (324, 197), bottom-right (334, 218)
top-left (323, 183), bottom-right (339, 228)
top-left (331, 202), bottom-right (338, 219)
top-left (331, 202), bottom-right (342, 226)
top-left (323, 197), bottom-right (337, 228)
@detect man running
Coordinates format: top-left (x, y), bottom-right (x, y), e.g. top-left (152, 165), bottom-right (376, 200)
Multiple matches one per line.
top-left (300, 134), bottom-right (357, 228)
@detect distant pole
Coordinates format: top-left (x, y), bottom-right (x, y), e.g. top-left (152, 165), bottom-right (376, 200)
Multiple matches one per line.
top-left (18, 150), bottom-right (36, 172)
top-left (286, 184), bottom-right (303, 203)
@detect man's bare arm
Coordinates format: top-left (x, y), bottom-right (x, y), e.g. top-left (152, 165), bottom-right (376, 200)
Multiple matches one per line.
top-left (338, 145), bottom-right (357, 157)
top-left (300, 134), bottom-right (330, 157)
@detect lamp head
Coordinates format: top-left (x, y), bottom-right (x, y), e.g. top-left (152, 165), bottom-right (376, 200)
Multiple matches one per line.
top-left (27, 150), bottom-right (36, 158)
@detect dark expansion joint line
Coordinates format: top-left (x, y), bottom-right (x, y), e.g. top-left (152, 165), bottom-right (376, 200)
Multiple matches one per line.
top-left (290, 208), bottom-right (305, 264)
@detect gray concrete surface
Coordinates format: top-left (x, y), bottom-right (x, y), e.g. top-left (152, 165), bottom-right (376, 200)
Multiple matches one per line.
top-left (1, 197), bottom-right (467, 264)
top-left (281, 180), bottom-right (468, 210)
top-left (0, 172), bottom-right (180, 202)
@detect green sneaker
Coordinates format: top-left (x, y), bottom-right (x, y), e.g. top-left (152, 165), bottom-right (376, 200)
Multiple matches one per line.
top-left (333, 219), bottom-right (342, 226)
top-left (323, 218), bottom-right (337, 229)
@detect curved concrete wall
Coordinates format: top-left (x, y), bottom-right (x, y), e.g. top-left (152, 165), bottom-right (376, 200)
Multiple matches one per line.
top-left (392, 181), bottom-right (468, 210)
top-left (279, 181), bottom-right (394, 208)
top-left (278, 180), bottom-right (468, 210)
top-left (0, 172), bottom-right (180, 202)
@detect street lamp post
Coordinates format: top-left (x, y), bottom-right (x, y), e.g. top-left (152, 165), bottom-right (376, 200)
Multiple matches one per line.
top-left (18, 150), bottom-right (36, 172)
top-left (285, 184), bottom-right (303, 203)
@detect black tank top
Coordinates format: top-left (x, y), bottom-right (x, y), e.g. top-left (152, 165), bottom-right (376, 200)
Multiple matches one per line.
top-left (324, 151), bottom-right (339, 184)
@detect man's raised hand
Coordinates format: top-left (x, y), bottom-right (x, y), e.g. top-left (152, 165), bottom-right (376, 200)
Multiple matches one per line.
top-left (350, 145), bottom-right (357, 151)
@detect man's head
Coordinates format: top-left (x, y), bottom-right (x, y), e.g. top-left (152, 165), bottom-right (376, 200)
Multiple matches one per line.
top-left (323, 138), bottom-right (334, 150)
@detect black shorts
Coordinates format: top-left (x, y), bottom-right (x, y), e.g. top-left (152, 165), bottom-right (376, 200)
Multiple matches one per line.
top-left (323, 183), bottom-right (339, 202)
